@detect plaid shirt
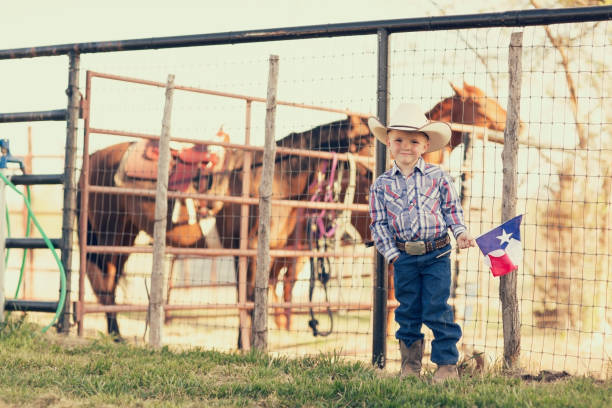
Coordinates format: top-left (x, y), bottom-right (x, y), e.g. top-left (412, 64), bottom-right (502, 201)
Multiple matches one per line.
top-left (369, 157), bottom-right (467, 262)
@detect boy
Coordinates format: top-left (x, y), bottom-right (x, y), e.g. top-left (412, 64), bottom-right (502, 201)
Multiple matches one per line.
top-left (368, 103), bottom-right (476, 383)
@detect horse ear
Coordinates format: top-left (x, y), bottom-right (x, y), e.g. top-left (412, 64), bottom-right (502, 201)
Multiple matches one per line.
top-left (450, 81), bottom-right (465, 98)
top-left (216, 125), bottom-right (230, 143)
top-left (463, 82), bottom-right (486, 98)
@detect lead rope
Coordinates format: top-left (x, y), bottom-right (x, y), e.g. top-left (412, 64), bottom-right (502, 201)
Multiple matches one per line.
top-left (307, 210), bottom-right (334, 337)
top-left (315, 153), bottom-right (339, 238)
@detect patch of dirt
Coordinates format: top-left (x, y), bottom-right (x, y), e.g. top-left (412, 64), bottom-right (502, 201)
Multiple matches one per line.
top-left (521, 370), bottom-right (572, 382)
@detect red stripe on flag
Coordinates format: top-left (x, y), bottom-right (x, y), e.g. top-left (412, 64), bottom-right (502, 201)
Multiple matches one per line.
top-left (488, 253), bottom-right (517, 277)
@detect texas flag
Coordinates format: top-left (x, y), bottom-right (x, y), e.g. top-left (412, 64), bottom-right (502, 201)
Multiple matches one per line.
top-left (475, 215), bottom-right (523, 277)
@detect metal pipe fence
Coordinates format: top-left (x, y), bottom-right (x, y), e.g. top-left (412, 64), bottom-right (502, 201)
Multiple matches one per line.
top-left (77, 69), bottom-right (379, 349)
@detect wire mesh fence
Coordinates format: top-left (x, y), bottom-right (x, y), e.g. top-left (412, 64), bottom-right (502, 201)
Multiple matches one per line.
top-left (388, 22), bottom-right (611, 377)
top-left (0, 8), bottom-right (610, 379)
top-left (77, 40), bottom-right (379, 356)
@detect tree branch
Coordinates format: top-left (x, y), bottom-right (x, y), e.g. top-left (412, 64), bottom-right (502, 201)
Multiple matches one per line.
top-left (530, 0), bottom-right (588, 148)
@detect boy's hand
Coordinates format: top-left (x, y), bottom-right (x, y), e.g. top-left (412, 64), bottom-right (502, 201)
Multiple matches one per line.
top-left (456, 232), bottom-right (476, 249)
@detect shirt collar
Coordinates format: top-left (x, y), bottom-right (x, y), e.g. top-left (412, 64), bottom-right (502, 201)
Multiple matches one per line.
top-left (391, 157), bottom-right (426, 177)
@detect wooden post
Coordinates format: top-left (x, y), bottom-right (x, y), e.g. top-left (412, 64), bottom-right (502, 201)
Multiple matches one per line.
top-left (500, 32), bottom-right (522, 370)
top-left (78, 70), bottom-right (92, 337)
top-left (252, 55), bottom-right (279, 350)
top-left (238, 101), bottom-right (253, 350)
top-left (149, 74), bottom-right (175, 348)
top-left (58, 51), bottom-right (80, 334)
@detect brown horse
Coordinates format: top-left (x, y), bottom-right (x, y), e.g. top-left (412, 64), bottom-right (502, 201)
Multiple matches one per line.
top-left (423, 82), bottom-right (507, 163)
top-left (267, 147), bottom-right (373, 332)
top-left (79, 114), bottom-right (373, 343)
top-left (213, 115), bottom-right (373, 346)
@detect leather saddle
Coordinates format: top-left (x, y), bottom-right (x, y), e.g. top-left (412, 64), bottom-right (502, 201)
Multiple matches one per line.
top-left (123, 139), bottom-right (218, 191)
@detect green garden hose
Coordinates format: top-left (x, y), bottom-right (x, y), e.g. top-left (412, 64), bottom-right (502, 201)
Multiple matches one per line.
top-left (4, 202), bottom-right (11, 265)
top-left (1, 173), bottom-right (66, 333)
top-left (4, 185), bottom-right (32, 299)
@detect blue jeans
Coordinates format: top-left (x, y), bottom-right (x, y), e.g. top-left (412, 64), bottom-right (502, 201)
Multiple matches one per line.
top-left (393, 244), bottom-right (461, 365)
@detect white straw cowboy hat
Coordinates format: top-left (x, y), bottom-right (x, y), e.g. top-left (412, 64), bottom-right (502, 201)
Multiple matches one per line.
top-left (368, 103), bottom-right (451, 153)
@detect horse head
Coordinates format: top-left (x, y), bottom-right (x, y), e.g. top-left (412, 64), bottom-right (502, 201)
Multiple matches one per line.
top-left (423, 81), bottom-right (508, 164)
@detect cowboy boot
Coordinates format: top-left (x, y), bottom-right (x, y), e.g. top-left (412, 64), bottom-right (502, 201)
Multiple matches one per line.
top-left (399, 339), bottom-right (423, 378)
top-left (432, 364), bottom-right (459, 383)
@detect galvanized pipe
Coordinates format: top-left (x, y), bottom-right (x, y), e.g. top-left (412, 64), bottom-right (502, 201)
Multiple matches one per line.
top-left (88, 71), bottom-right (371, 118)
top-left (83, 244), bottom-right (373, 259)
top-left (82, 300), bottom-right (400, 314)
top-left (4, 300), bottom-right (59, 313)
top-left (0, 109), bottom-right (66, 123)
top-left (371, 28), bottom-right (389, 369)
top-left (1, 6), bottom-right (610, 59)
top-left (9, 174), bottom-right (63, 185)
top-left (86, 184), bottom-right (369, 212)
top-left (6, 238), bottom-right (62, 249)
top-left (88, 126), bottom-right (374, 168)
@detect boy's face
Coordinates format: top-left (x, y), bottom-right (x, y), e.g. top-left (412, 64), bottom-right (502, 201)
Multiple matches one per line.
top-left (387, 129), bottom-right (429, 166)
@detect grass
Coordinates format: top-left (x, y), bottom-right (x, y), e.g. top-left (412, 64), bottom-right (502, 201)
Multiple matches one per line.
top-left (0, 317), bottom-right (610, 407)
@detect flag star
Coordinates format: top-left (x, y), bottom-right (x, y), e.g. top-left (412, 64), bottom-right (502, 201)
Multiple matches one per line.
top-left (497, 229), bottom-right (512, 245)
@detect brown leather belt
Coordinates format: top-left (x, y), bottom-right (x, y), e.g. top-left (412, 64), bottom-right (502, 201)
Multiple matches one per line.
top-left (396, 234), bottom-right (450, 255)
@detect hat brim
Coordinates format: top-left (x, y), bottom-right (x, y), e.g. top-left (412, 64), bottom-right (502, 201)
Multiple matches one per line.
top-left (368, 116), bottom-right (451, 153)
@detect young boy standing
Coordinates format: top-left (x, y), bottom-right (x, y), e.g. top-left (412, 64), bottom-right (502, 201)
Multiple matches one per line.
top-left (368, 103), bottom-right (476, 383)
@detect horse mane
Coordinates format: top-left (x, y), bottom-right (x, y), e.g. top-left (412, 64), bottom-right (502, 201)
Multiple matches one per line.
top-left (425, 81), bottom-right (508, 151)
top-left (218, 115), bottom-right (372, 175)
top-left (276, 116), bottom-right (354, 152)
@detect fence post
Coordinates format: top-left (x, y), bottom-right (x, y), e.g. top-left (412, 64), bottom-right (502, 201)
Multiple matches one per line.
top-left (372, 27), bottom-right (389, 369)
top-left (238, 102), bottom-right (253, 350)
top-left (0, 170), bottom-right (6, 323)
top-left (77, 70), bottom-right (92, 337)
top-left (253, 55), bottom-right (279, 350)
top-left (500, 31), bottom-right (522, 370)
top-left (149, 74), bottom-right (175, 348)
top-left (58, 51), bottom-right (80, 334)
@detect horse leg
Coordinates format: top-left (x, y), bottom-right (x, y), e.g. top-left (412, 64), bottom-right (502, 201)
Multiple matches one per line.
top-left (269, 256), bottom-right (301, 331)
top-left (107, 313), bottom-right (119, 336)
top-left (85, 255), bottom-right (125, 340)
top-left (233, 255), bottom-right (245, 350)
top-left (282, 256), bottom-right (306, 331)
top-left (237, 255), bottom-right (256, 350)
top-left (84, 217), bottom-right (135, 340)
top-left (279, 259), bottom-right (293, 331)
top-left (269, 258), bottom-right (287, 330)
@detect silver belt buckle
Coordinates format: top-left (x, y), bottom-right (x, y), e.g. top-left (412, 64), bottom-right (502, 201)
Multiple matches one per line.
top-left (404, 241), bottom-right (426, 255)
